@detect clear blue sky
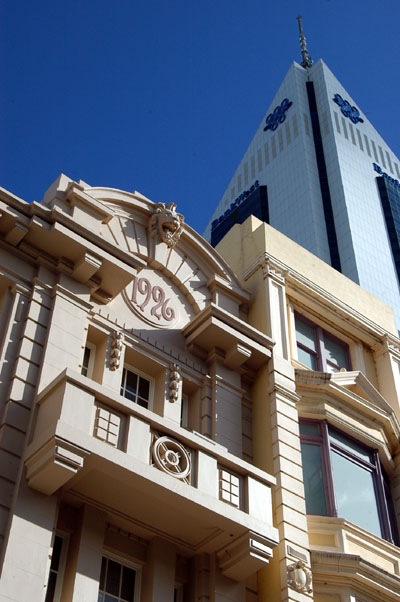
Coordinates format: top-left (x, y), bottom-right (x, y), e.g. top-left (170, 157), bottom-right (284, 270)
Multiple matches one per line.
top-left (1, 0), bottom-right (400, 235)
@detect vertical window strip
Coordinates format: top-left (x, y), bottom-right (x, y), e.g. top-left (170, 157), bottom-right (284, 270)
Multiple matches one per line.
top-left (237, 174), bottom-right (242, 192)
top-left (303, 113), bottom-right (310, 136)
top-left (231, 187), bottom-right (235, 200)
top-left (286, 120), bottom-right (291, 145)
top-left (333, 111), bottom-right (341, 134)
top-left (322, 112), bottom-right (329, 136)
top-left (244, 162), bottom-right (249, 186)
top-left (264, 142), bottom-right (270, 166)
top-left (356, 129), bottom-right (364, 151)
top-left (278, 129), bottom-right (284, 152)
top-left (378, 145), bottom-right (387, 168)
top-left (293, 113), bottom-right (299, 137)
top-left (395, 163), bottom-right (400, 179)
top-left (371, 139), bottom-right (379, 163)
top-left (341, 117), bottom-right (348, 139)
top-left (271, 136), bottom-right (277, 159)
top-left (348, 123), bottom-right (356, 146)
top-left (364, 135), bottom-right (371, 157)
top-left (257, 148), bottom-right (263, 172)
top-left (250, 155), bottom-right (255, 179)
top-left (386, 151), bottom-right (393, 173)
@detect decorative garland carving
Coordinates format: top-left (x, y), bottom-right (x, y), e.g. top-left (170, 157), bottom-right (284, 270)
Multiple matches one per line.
top-left (110, 331), bottom-right (123, 371)
top-left (169, 363), bottom-right (182, 403)
top-left (152, 435), bottom-right (191, 482)
top-left (287, 560), bottom-right (312, 594)
top-left (149, 202), bottom-right (184, 248)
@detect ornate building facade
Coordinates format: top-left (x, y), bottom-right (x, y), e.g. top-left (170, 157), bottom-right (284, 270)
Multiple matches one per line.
top-left (0, 175), bottom-right (399, 601)
top-left (0, 175), bottom-right (278, 602)
top-left (216, 216), bottom-right (400, 601)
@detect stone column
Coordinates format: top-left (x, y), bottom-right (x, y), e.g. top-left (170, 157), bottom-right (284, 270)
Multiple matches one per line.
top-left (207, 351), bottom-right (244, 457)
top-left (246, 256), bottom-right (313, 602)
top-left (38, 273), bottom-right (92, 390)
top-left (374, 335), bottom-right (400, 419)
top-left (62, 505), bottom-right (106, 601)
top-left (141, 537), bottom-right (177, 602)
top-left (0, 271), bottom-right (60, 600)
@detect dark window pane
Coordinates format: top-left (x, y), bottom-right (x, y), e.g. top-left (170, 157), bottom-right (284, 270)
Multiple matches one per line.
top-left (324, 335), bottom-right (348, 370)
top-left (299, 422), bottom-right (320, 437)
top-left (329, 429), bottom-right (371, 462)
top-left (138, 376), bottom-right (150, 400)
top-left (106, 559), bottom-right (121, 596)
top-left (297, 346), bottom-right (317, 369)
top-left (295, 318), bottom-right (317, 351)
top-left (125, 371), bottom-right (138, 397)
top-left (301, 442), bottom-right (327, 515)
top-left (104, 596), bottom-right (119, 602)
top-left (331, 450), bottom-right (382, 537)
top-left (82, 346), bottom-right (91, 376)
top-left (99, 557), bottom-right (106, 590)
top-left (50, 535), bottom-right (62, 571)
top-left (121, 566), bottom-right (136, 600)
top-left (44, 572), bottom-right (57, 602)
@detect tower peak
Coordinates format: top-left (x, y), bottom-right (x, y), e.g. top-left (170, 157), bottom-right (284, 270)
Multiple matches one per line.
top-left (296, 15), bottom-right (313, 69)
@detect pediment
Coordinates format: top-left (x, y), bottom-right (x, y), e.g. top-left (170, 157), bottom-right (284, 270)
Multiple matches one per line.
top-left (37, 176), bottom-right (248, 315)
top-left (295, 369), bottom-right (393, 414)
top-left (329, 370), bottom-right (393, 413)
top-left (86, 186), bottom-right (249, 314)
top-left (295, 369), bottom-right (400, 449)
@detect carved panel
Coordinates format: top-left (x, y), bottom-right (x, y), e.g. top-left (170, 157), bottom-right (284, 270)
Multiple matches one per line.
top-left (123, 268), bottom-right (192, 328)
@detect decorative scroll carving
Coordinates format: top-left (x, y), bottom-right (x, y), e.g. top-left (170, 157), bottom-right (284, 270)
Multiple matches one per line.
top-left (149, 202), bottom-right (184, 248)
top-left (169, 363), bottom-right (181, 403)
top-left (152, 435), bottom-right (191, 482)
top-left (110, 331), bottom-right (123, 371)
top-left (287, 560), bottom-right (312, 594)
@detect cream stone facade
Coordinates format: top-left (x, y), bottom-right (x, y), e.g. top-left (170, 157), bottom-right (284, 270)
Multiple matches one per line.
top-left (0, 176), bottom-right (278, 602)
top-left (0, 177), bottom-right (399, 602)
top-left (217, 217), bottom-right (400, 602)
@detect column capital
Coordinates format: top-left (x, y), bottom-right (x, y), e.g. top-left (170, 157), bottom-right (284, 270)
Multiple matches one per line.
top-left (243, 253), bottom-right (288, 285)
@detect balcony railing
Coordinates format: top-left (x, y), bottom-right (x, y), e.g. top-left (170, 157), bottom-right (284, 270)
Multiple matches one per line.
top-left (25, 368), bottom-right (278, 581)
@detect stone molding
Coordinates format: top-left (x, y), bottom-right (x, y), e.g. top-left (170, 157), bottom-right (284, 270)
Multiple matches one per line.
top-left (168, 363), bottom-right (182, 403)
top-left (110, 330), bottom-right (124, 371)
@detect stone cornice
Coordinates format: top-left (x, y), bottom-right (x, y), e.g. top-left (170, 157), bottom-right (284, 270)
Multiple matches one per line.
top-left (242, 250), bottom-right (399, 348)
top-left (243, 253), bottom-right (287, 284)
top-left (295, 369), bottom-right (400, 451)
top-left (310, 550), bottom-right (400, 599)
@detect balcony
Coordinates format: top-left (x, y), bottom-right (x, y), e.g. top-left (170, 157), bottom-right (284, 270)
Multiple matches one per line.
top-left (24, 369), bottom-right (278, 580)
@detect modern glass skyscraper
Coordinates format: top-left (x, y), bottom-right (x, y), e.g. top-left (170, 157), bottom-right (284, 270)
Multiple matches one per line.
top-left (205, 21), bottom-right (400, 329)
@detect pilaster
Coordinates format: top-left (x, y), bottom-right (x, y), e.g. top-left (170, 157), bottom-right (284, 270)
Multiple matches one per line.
top-left (374, 335), bottom-right (400, 418)
top-left (38, 273), bottom-right (92, 390)
top-left (141, 537), bottom-right (177, 602)
top-left (62, 505), bottom-right (106, 601)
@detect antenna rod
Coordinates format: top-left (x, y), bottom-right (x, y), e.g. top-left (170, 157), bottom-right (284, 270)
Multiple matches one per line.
top-left (297, 15), bottom-right (313, 69)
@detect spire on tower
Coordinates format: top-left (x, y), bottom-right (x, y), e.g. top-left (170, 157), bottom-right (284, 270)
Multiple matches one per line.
top-left (296, 16), bottom-right (313, 69)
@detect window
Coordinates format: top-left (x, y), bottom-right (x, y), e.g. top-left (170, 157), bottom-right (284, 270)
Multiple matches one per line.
top-left (45, 534), bottom-right (68, 602)
top-left (120, 366), bottom-right (152, 409)
top-left (300, 420), bottom-right (399, 544)
top-left (180, 393), bottom-right (189, 429)
top-left (295, 313), bottom-right (350, 372)
top-left (81, 342), bottom-right (95, 378)
top-left (98, 555), bottom-right (140, 602)
top-left (219, 468), bottom-right (241, 508)
top-left (94, 405), bottom-right (122, 447)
